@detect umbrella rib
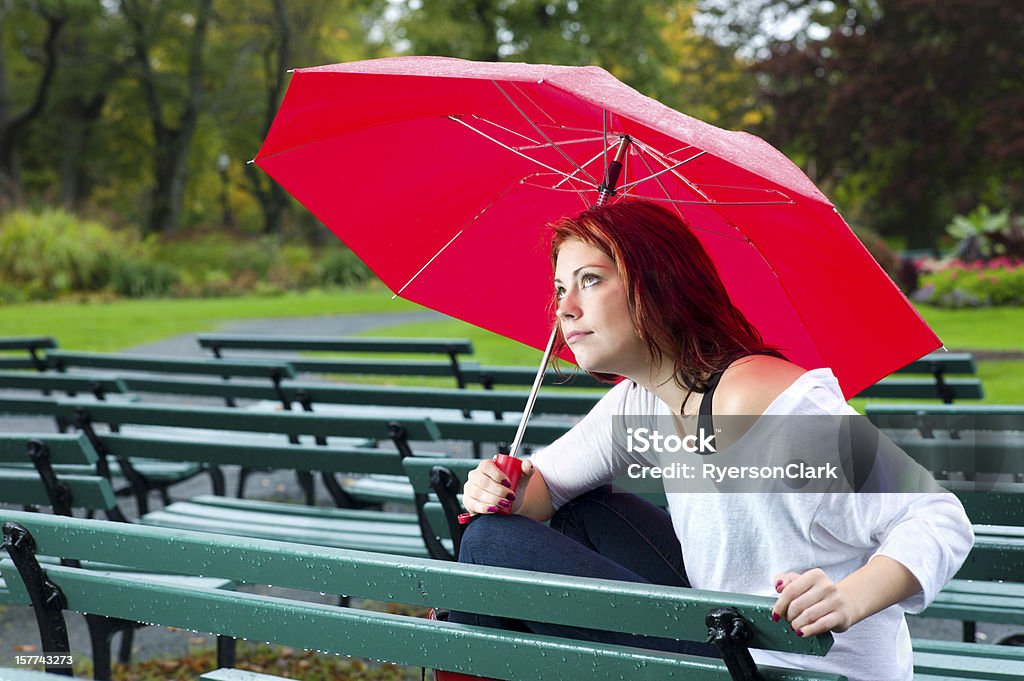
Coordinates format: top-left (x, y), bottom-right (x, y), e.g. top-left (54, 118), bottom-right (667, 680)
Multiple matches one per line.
top-left (392, 229), bottom-right (465, 298)
top-left (392, 177), bottom-right (546, 296)
top-left (554, 142), bottom-right (619, 191)
top-left (631, 147), bottom-right (688, 221)
top-left (617, 147), bottom-right (710, 195)
top-left (508, 81), bottom-right (559, 125)
top-left (603, 109), bottom-right (609, 182)
top-left (448, 116), bottom-right (599, 190)
top-left (466, 114), bottom-right (542, 146)
top-left (628, 138), bottom-right (712, 201)
top-left (491, 80), bottom-right (598, 185)
top-left (519, 135), bottom-right (606, 151)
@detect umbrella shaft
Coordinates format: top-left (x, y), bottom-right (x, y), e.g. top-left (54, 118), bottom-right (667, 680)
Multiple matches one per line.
top-left (508, 324), bottom-right (559, 458)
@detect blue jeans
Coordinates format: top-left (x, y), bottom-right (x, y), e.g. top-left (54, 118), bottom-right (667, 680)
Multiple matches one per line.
top-left (450, 485), bottom-right (718, 656)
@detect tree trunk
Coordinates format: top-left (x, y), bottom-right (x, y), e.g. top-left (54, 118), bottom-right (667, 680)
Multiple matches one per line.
top-left (127, 0), bottom-right (212, 234)
top-left (0, 9), bottom-right (65, 207)
top-left (59, 93), bottom-right (106, 209)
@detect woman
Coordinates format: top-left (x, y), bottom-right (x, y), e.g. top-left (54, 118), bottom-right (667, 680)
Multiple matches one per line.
top-left (452, 199), bottom-right (973, 680)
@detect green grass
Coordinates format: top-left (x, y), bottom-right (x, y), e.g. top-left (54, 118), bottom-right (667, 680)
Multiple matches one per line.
top-left (0, 287), bottom-right (421, 352)
top-left (915, 306), bottom-right (1023, 351)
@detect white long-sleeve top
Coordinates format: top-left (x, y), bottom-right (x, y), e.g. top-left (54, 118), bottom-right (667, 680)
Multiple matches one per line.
top-left (530, 368), bottom-right (974, 681)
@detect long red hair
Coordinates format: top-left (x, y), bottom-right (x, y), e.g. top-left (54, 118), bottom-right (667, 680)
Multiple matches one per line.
top-left (549, 198), bottom-right (783, 392)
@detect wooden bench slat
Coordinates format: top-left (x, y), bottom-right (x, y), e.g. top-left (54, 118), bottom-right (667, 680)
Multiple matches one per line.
top-left (47, 351), bottom-right (297, 379)
top-left (19, 562), bottom-right (834, 681)
top-left (198, 335), bottom-right (474, 355)
top-left (0, 370), bottom-right (129, 395)
top-left (0, 336), bottom-right (57, 352)
top-left (0, 469), bottom-right (115, 509)
top-left (856, 378), bottom-right (984, 400)
top-left (100, 434), bottom-right (408, 476)
top-left (7, 511), bottom-right (829, 655)
top-left (898, 352), bottom-right (977, 375)
top-left (55, 399), bottom-right (441, 442)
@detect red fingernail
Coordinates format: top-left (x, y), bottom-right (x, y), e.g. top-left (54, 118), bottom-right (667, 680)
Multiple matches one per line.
top-left (498, 500), bottom-right (511, 509)
top-left (775, 581), bottom-right (784, 593)
top-left (797, 630), bottom-right (804, 637)
top-left (771, 612), bottom-right (779, 622)
top-left (501, 480), bottom-right (512, 488)
top-left (506, 492), bottom-right (516, 501)
top-left (487, 506), bottom-right (498, 513)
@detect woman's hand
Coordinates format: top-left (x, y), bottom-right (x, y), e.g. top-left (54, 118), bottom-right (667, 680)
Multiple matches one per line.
top-left (771, 557), bottom-right (922, 637)
top-left (770, 569), bottom-right (857, 637)
top-left (463, 457), bottom-right (535, 516)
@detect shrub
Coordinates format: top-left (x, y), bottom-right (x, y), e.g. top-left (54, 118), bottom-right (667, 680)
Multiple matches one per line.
top-left (319, 249), bottom-right (373, 287)
top-left (915, 257), bottom-right (1024, 307)
top-left (108, 257), bottom-right (180, 298)
top-left (0, 209), bottom-right (128, 298)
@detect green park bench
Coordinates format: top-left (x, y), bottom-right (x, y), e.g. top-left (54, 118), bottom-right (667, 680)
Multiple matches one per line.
top-left (866, 404), bottom-right (1024, 438)
top-left (408, 455), bottom-right (1024, 679)
top-left (0, 337), bottom-right (57, 372)
top-left (855, 352), bottom-right (983, 403)
top-left (0, 394), bottom-right (224, 510)
top-left (1, 510), bottom-right (858, 681)
top-left (45, 351), bottom-right (297, 407)
top-left (866, 404), bottom-right (1024, 643)
top-left (198, 334), bottom-right (476, 388)
top-left (39, 397), bottom-right (462, 561)
top-left (0, 370), bottom-right (131, 402)
top-left (109, 376), bottom-right (594, 504)
top-left (466, 352), bottom-right (983, 397)
top-left (23, 352), bottom-right (338, 505)
top-left (0, 433), bottom-right (236, 680)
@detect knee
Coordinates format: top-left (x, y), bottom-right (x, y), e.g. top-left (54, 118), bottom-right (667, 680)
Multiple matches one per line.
top-left (551, 484), bottom-right (615, 528)
top-left (458, 513), bottom-right (533, 565)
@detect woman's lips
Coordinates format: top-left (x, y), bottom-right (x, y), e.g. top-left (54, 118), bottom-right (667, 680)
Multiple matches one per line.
top-left (564, 330), bottom-right (590, 344)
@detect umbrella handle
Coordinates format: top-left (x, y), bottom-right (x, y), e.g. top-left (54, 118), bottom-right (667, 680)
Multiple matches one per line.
top-left (596, 136), bottom-right (631, 206)
top-left (458, 454), bottom-right (524, 525)
top-left (458, 326), bottom-right (558, 526)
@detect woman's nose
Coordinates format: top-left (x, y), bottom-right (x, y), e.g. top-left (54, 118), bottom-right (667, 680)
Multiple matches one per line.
top-left (557, 291), bottom-right (580, 319)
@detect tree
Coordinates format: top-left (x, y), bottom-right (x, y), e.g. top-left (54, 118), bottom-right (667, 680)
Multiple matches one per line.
top-left (119, 0), bottom-right (213, 234)
top-left (0, 0), bottom-right (67, 207)
top-left (702, 0), bottom-right (1024, 247)
top-left (372, 0), bottom-right (757, 128)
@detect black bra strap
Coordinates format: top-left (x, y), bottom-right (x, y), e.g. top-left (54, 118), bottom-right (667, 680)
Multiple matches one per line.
top-left (697, 369), bottom-right (726, 439)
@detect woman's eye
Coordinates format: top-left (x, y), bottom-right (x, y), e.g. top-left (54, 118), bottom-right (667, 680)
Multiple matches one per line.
top-left (555, 286), bottom-right (566, 300)
top-left (581, 273), bottom-right (600, 288)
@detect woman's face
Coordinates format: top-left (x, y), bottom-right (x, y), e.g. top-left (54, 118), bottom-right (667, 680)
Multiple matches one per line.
top-left (554, 239), bottom-right (648, 377)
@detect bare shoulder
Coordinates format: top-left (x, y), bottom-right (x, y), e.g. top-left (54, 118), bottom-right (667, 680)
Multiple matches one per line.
top-left (714, 355), bottom-right (808, 417)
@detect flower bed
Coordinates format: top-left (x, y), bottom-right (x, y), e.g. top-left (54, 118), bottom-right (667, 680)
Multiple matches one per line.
top-left (913, 256), bottom-right (1024, 307)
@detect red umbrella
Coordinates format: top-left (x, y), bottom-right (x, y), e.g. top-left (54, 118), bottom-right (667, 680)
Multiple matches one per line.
top-left (254, 56), bottom-right (940, 400)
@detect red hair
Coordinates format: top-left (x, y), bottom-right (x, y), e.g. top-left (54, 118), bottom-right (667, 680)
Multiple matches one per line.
top-left (549, 198), bottom-right (783, 392)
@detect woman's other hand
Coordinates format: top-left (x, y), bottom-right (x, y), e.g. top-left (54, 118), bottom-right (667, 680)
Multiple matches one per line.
top-left (770, 568), bottom-right (856, 637)
top-left (770, 556), bottom-right (921, 637)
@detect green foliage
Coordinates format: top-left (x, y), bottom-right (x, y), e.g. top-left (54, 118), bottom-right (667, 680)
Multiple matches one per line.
top-left (722, 0), bottom-right (1024, 248)
top-left (0, 209), bottom-right (142, 301)
top-left (946, 205), bottom-right (1024, 260)
top-left (320, 249), bottom-right (374, 287)
top-left (916, 258), bottom-right (1024, 308)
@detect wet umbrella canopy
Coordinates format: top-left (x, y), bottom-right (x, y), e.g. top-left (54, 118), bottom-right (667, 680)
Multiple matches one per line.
top-left (254, 56), bottom-right (940, 400)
